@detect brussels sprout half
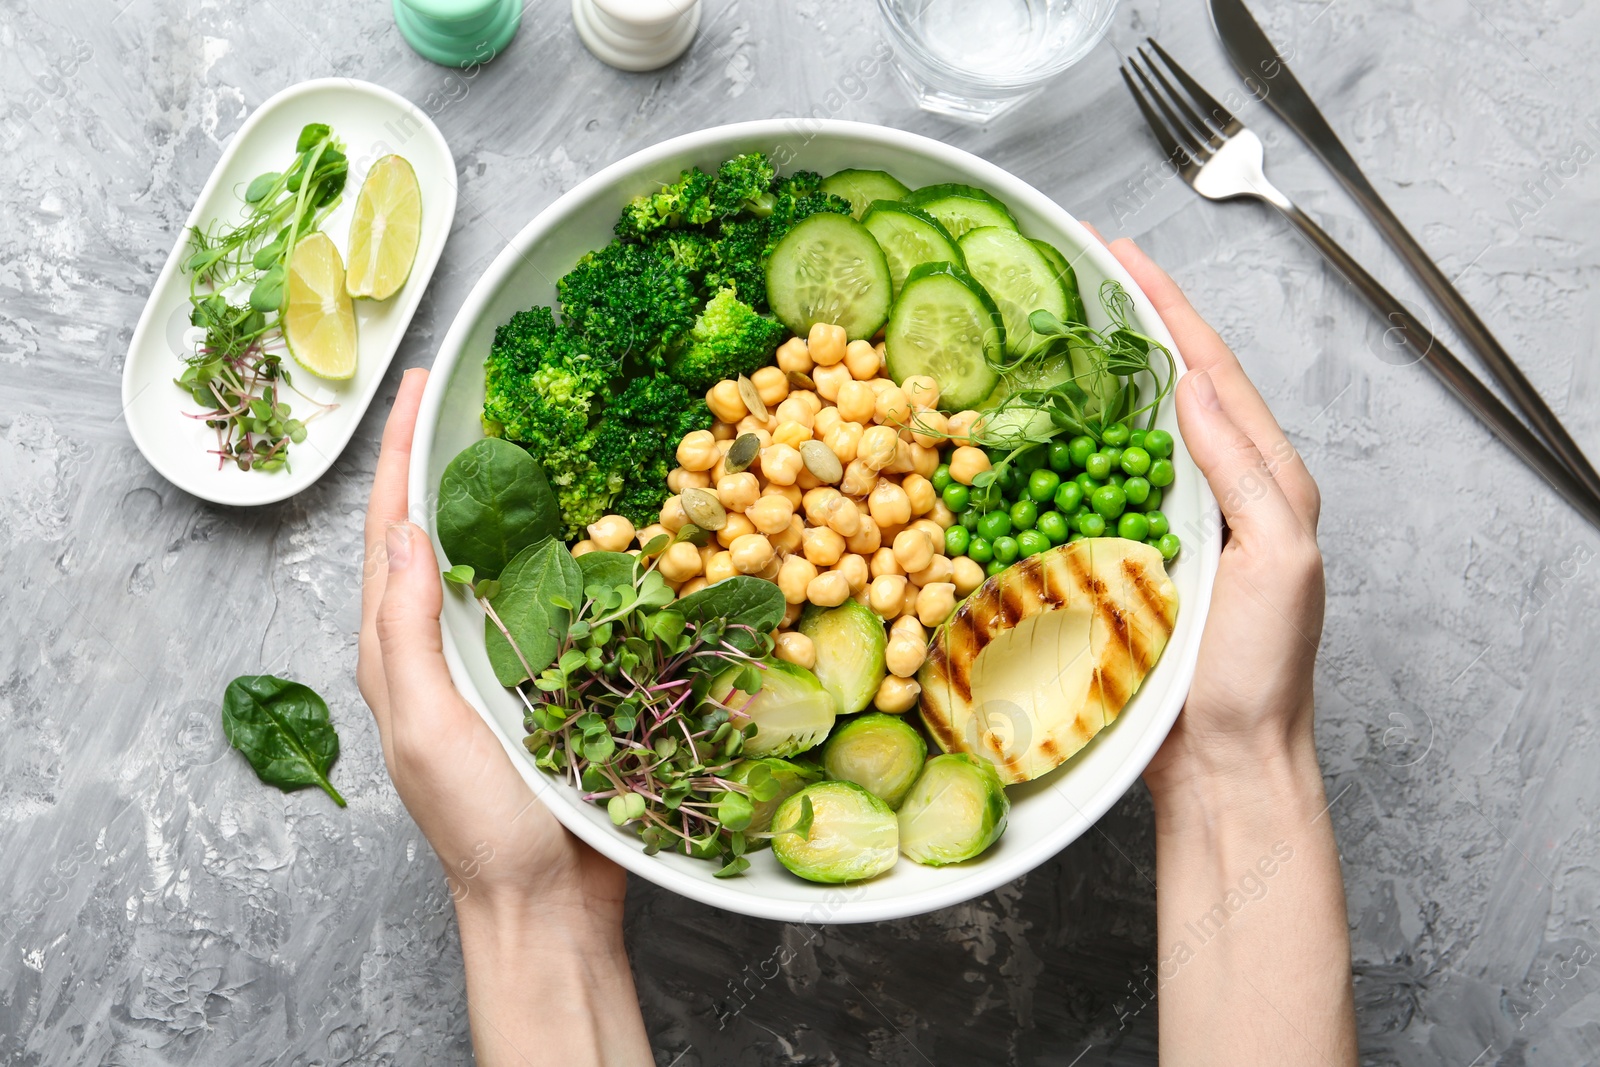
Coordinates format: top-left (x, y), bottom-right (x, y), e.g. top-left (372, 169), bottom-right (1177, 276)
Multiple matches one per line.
top-left (798, 599), bottom-right (888, 715)
top-left (897, 753), bottom-right (1009, 866)
top-left (727, 756), bottom-right (824, 840)
top-left (771, 780), bottom-right (899, 884)
top-left (823, 713), bottom-right (927, 809)
top-left (711, 659), bottom-right (836, 758)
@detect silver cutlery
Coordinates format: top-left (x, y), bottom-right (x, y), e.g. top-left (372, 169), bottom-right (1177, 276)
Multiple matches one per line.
top-left (1119, 41), bottom-right (1600, 530)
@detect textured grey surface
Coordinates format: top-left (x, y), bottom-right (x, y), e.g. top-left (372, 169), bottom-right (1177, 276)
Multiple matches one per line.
top-left (3, 0), bottom-right (1599, 1063)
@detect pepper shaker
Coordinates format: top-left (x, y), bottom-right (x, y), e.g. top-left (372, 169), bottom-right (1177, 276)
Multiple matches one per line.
top-left (394, 0), bottom-right (521, 68)
top-left (571, 0), bottom-right (702, 72)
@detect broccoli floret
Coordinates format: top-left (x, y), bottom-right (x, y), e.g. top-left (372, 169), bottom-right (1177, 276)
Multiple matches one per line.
top-left (709, 153), bottom-right (778, 218)
top-left (667, 287), bottom-right (788, 391)
top-left (615, 167), bottom-right (716, 239)
top-left (557, 240), bottom-right (701, 368)
top-left (591, 376), bottom-right (711, 527)
top-left (767, 169), bottom-right (853, 230)
top-left (703, 216), bottom-right (772, 309)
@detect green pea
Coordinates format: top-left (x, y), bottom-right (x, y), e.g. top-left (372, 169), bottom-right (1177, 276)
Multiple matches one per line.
top-left (961, 508), bottom-right (981, 530)
top-left (1067, 531), bottom-right (1085, 542)
top-left (1117, 512), bottom-right (1150, 541)
top-left (1053, 481), bottom-right (1083, 514)
top-left (945, 524), bottom-right (970, 556)
top-left (1091, 483), bottom-right (1127, 519)
top-left (1145, 510), bottom-right (1170, 537)
top-left (1102, 446), bottom-right (1124, 468)
top-left (1000, 465), bottom-right (1026, 497)
top-left (1075, 471), bottom-right (1103, 495)
top-left (1017, 530), bottom-right (1051, 557)
top-left (1144, 429), bottom-right (1174, 458)
top-left (1102, 423), bottom-right (1131, 447)
top-left (932, 463), bottom-right (952, 493)
top-left (1027, 468), bottom-right (1060, 502)
top-left (986, 559), bottom-right (1009, 577)
top-left (976, 511), bottom-right (1012, 541)
top-left (967, 536), bottom-right (994, 564)
top-left (942, 482), bottom-right (970, 513)
top-left (1075, 512), bottom-right (1107, 537)
top-left (1142, 486), bottom-right (1162, 512)
top-left (1108, 472), bottom-right (1126, 488)
top-left (1009, 498), bottom-right (1038, 530)
top-left (1120, 446), bottom-right (1151, 477)
top-left (1148, 458), bottom-right (1175, 487)
top-left (971, 482), bottom-right (1003, 511)
top-left (1037, 511), bottom-right (1069, 545)
top-left (1085, 452), bottom-right (1112, 480)
top-left (1123, 476), bottom-right (1150, 506)
top-left (1156, 532), bottom-right (1182, 560)
top-left (1048, 440), bottom-right (1075, 473)
top-left (1015, 445), bottom-right (1046, 475)
top-left (1128, 429), bottom-right (1147, 449)
top-left (1067, 435), bottom-right (1096, 468)
top-left (993, 536), bottom-right (1020, 564)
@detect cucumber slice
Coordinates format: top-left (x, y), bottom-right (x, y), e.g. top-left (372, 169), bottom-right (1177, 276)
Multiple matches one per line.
top-left (885, 261), bottom-right (1003, 411)
top-left (959, 226), bottom-right (1070, 358)
top-left (1031, 238), bottom-right (1088, 325)
top-left (861, 201), bottom-right (964, 298)
top-left (820, 169), bottom-right (911, 219)
top-left (766, 213), bottom-right (893, 341)
top-left (904, 183), bottom-right (1019, 240)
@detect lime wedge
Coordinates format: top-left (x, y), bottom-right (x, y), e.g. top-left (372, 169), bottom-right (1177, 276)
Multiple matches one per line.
top-left (345, 155), bottom-right (421, 301)
top-left (284, 232), bottom-right (358, 380)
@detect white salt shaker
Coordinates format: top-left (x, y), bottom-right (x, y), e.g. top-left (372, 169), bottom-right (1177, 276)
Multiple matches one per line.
top-left (571, 0), bottom-right (702, 71)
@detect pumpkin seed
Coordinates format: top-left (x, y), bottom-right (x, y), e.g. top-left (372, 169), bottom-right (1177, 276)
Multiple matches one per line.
top-left (799, 440), bottom-right (843, 484)
top-left (680, 487), bottom-right (728, 531)
top-left (725, 432), bottom-right (761, 474)
top-left (736, 375), bottom-right (769, 420)
top-left (786, 369), bottom-right (816, 392)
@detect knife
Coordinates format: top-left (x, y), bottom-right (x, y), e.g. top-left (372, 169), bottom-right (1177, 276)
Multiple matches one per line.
top-left (1207, 0), bottom-right (1600, 509)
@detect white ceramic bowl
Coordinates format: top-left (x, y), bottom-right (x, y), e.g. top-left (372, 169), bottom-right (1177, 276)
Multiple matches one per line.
top-left (411, 121), bottom-right (1221, 923)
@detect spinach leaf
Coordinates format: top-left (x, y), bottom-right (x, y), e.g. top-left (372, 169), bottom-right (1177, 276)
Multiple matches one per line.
top-left (576, 550), bottom-right (640, 590)
top-left (485, 538), bottom-right (583, 686)
top-left (436, 438), bottom-right (560, 581)
top-left (221, 675), bottom-right (346, 806)
top-left (673, 576), bottom-right (786, 649)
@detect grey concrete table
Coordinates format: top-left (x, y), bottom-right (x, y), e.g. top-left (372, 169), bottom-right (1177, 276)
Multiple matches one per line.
top-left (4, 0), bottom-right (1598, 1063)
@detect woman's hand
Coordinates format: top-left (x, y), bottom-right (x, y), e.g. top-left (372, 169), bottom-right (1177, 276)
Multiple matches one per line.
top-left (357, 369), bottom-right (649, 1066)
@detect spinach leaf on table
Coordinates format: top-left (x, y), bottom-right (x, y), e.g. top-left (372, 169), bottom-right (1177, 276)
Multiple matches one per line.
top-left (485, 538), bottom-right (583, 686)
top-left (436, 438), bottom-right (561, 581)
top-left (221, 675), bottom-right (346, 806)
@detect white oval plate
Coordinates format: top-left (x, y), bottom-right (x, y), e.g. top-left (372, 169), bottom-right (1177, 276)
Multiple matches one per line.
top-left (122, 79), bottom-right (456, 506)
top-left (412, 121), bottom-right (1221, 923)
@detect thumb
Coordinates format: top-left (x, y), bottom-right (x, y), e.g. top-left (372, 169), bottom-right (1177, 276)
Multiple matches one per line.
top-left (375, 522), bottom-right (471, 732)
top-left (1174, 370), bottom-right (1300, 543)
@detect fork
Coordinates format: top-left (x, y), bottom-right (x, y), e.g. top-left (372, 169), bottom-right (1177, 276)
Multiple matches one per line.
top-left (1120, 40), bottom-right (1600, 531)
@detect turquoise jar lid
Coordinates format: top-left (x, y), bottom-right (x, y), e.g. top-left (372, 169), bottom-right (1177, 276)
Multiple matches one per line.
top-left (393, 0), bottom-right (521, 67)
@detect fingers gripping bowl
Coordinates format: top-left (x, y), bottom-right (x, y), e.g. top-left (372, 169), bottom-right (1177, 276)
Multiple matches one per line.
top-left (411, 121), bottom-right (1220, 923)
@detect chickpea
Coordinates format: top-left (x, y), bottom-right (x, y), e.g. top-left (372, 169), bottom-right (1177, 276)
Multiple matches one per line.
top-left (636, 523), bottom-right (669, 554)
top-left (659, 495), bottom-right (689, 533)
top-left (734, 416), bottom-right (773, 441)
top-left (803, 487), bottom-right (841, 526)
top-left (868, 573), bottom-right (909, 617)
top-left (822, 495), bottom-right (861, 537)
top-left (728, 533), bottom-right (775, 574)
top-left (845, 512), bottom-right (882, 555)
top-left (874, 675), bottom-right (922, 714)
top-left (747, 493), bottom-right (795, 536)
top-left (769, 398), bottom-right (810, 431)
top-left (911, 442), bottom-right (940, 479)
top-left (707, 379), bottom-right (748, 424)
top-left (717, 511), bottom-right (756, 548)
top-left (821, 422), bottom-right (863, 464)
top-left (898, 374), bottom-right (940, 411)
top-left (886, 438), bottom-right (916, 475)
top-left (775, 336), bottom-right (812, 373)
top-left (583, 515), bottom-right (632, 552)
top-left (812, 362), bottom-right (852, 402)
top-left (889, 529), bottom-right (932, 575)
top-left (909, 518), bottom-right (946, 547)
top-left (782, 601), bottom-right (803, 628)
top-left (717, 472), bottom-right (761, 512)
top-left (813, 406), bottom-right (843, 438)
top-left (844, 338), bottom-right (881, 380)
top-left (948, 445), bottom-right (991, 485)
top-left (916, 582), bottom-right (958, 627)
top-left (839, 457), bottom-right (877, 498)
top-left (667, 466), bottom-right (712, 493)
top-left (853, 424), bottom-right (897, 471)
top-left (802, 526), bottom-right (846, 567)
top-left (699, 542), bottom-right (719, 570)
top-left (749, 365), bottom-right (789, 407)
top-left (886, 633), bottom-right (927, 678)
top-left (906, 409), bottom-right (948, 449)
top-left (806, 570), bottom-right (851, 607)
top-left (897, 581), bottom-right (921, 619)
top-left (909, 555), bottom-right (954, 588)
top-left (832, 552), bottom-right (869, 594)
top-left (790, 389), bottom-right (823, 415)
top-left (952, 555), bottom-right (986, 596)
top-left (902, 473), bottom-right (936, 516)
top-left (774, 630), bottom-right (817, 669)
top-left (571, 539), bottom-right (598, 557)
top-left (869, 480), bottom-right (913, 528)
top-left (947, 410), bottom-right (984, 446)
top-left (711, 420), bottom-right (738, 441)
top-left (777, 555), bottom-right (819, 604)
top-left (771, 515), bottom-right (805, 556)
top-left (759, 443), bottom-right (804, 486)
top-left (875, 385), bottom-right (912, 427)
top-left (891, 614), bottom-right (926, 643)
top-left (870, 546), bottom-right (904, 578)
top-left (792, 466), bottom-right (820, 492)
top-left (769, 482), bottom-right (803, 507)
top-left (658, 541), bottom-right (703, 582)
top-left (831, 380), bottom-right (873, 425)
top-left (678, 576), bottom-right (709, 597)
top-left (676, 430), bottom-right (720, 472)
top-left (808, 322), bottom-right (848, 366)
top-left (772, 420), bottom-right (812, 449)
top-left (704, 550), bottom-right (737, 584)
